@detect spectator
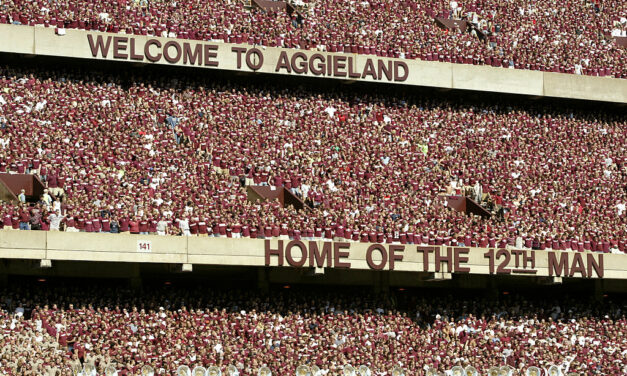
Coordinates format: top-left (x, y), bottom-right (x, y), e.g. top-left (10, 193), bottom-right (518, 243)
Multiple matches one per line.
top-left (17, 189), bottom-right (25, 203)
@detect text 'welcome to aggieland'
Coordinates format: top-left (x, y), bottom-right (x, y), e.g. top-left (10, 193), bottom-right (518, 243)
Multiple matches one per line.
top-left (87, 34), bottom-right (409, 82)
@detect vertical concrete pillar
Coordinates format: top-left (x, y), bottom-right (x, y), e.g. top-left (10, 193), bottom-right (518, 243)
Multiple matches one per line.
top-left (0, 260), bottom-right (8, 287)
top-left (129, 264), bottom-right (142, 290)
top-left (257, 268), bottom-right (269, 292)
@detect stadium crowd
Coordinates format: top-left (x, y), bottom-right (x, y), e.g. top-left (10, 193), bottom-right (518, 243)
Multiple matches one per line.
top-left (0, 0), bottom-right (625, 78)
top-left (0, 65), bottom-right (626, 253)
top-left (1, 284), bottom-right (625, 375)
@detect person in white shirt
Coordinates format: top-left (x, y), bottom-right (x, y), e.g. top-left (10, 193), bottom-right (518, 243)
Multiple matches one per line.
top-left (18, 189), bottom-right (26, 203)
top-left (177, 216), bottom-right (191, 236)
top-left (49, 210), bottom-right (63, 231)
top-left (156, 219), bottom-right (168, 236)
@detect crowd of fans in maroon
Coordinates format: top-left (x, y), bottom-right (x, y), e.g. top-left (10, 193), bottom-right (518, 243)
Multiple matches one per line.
top-left (0, 65), bottom-right (626, 253)
top-left (1, 284), bottom-right (625, 375)
top-left (0, 0), bottom-right (625, 78)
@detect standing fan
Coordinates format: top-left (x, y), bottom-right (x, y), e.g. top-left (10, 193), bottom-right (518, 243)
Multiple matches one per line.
top-left (71, 363), bottom-right (82, 376)
top-left (83, 363), bottom-right (97, 376)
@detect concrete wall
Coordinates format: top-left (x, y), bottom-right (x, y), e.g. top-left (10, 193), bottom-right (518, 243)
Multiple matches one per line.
top-left (1, 231), bottom-right (625, 280)
top-left (0, 25), bottom-right (625, 103)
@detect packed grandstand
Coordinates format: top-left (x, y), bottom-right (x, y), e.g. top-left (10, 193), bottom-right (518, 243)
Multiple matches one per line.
top-left (0, 65), bottom-right (625, 252)
top-left (0, 0), bottom-right (625, 77)
top-left (1, 282), bottom-right (626, 375)
top-left (0, 0), bottom-right (626, 375)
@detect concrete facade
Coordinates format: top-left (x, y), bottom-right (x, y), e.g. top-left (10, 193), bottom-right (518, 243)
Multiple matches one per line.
top-left (0, 25), bottom-right (625, 103)
top-left (0, 231), bottom-right (624, 279)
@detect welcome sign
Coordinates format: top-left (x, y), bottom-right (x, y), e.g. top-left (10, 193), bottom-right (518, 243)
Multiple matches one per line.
top-left (87, 35), bottom-right (410, 82)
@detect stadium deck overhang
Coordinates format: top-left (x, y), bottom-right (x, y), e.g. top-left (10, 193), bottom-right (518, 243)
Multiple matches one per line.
top-left (1, 231), bottom-right (626, 293)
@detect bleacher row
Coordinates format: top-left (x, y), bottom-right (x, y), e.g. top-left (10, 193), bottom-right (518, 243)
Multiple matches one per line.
top-left (1, 286), bottom-right (625, 375)
top-left (0, 66), bottom-right (625, 252)
top-left (0, 0), bottom-right (625, 78)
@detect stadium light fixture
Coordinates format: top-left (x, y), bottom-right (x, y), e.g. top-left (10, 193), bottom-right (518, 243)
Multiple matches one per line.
top-left (499, 366), bottom-right (515, 376)
top-left (342, 364), bottom-right (356, 376)
top-left (526, 366), bottom-right (541, 376)
top-left (192, 366), bottom-right (207, 376)
top-left (177, 365), bottom-right (192, 376)
top-left (547, 365), bottom-right (562, 376)
top-left (390, 366), bottom-right (405, 376)
top-left (206, 366), bottom-right (222, 376)
top-left (310, 365), bottom-right (322, 376)
top-left (425, 367), bottom-right (438, 376)
top-left (295, 365), bottom-right (311, 376)
top-left (357, 365), bottom-right (371, 376)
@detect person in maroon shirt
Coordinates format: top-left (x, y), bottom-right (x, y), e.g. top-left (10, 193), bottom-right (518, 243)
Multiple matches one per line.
top-left (84, 217), bottom-right (94, 233)
top-left (18, 204), bottom-right (31, 230)
top-left (2, 209), bottom-right (13, 230)
top-left (92, 214), bottom-right (102, 233)
top-left (148, 217), bottom-right (158, 235)
top-left (139, 215), bottom-right (149, 235)
top-left (189, 217), bottom-right (198, 236)
top-left (119, 214), bottom-right (130, 234)
top-left (129, 216), bottom-right (140, 234)
top-left (64, 213), bottom-right (77, 232)
top-left (76, 214), bottom-right (86, 232)
top-left (101, 213), bottom-right (111, 233)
